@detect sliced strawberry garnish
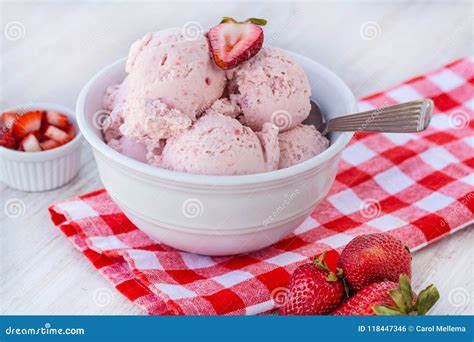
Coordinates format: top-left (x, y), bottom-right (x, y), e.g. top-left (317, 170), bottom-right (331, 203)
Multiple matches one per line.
top-left (12, 111), bottom-right (44, 140)
top-left (40, 139), bottom-right (61, 150)
top-left (2, 112), bottom-right (19, 130)
top-left (21, 133), bottom-right (42, 152)
top-left (46, 111), bottom-right (70, 129)
top-left (43, 125), bottom-right (72, 145)
top-left (208, 17), bottom-right (266, 70)
top-left (0, 129), bottom-right (17, 149)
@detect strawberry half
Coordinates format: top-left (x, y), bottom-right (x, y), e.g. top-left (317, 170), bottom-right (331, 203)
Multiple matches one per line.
top-left (46, 111), bottom-right (69, 129)
top-left (0, 129), bottom-right (17, 149)
top-left (2, 112), bottom-right (19, 130)
top-left (208, 17), bottom-right (266, 70)
top-left (43, 125), bottom-right (72, 145)
top-left (21, 133), bottom-right (42, 152)
top-left (12, 111), bottom-right (44, 140)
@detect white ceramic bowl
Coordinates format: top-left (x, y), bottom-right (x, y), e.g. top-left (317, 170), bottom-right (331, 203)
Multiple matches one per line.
top-left (76, 52), bottom-right (356, 256)
top-left (0, 103), bottom-right (82, 192)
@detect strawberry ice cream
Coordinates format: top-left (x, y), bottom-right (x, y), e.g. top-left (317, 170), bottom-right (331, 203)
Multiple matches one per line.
top-left (227, 47), bottom-right (311, 132)
top-left (101, 20), bottom-right (329, 175)
top-left (125, 28), bottom-right (226, 120)
top-left (103, 76), bottom-right (130, 112)
top-left (278, 124), bottom-right (329, 169)
top-left (108, 136), bottom-right (148, 163)
top-left (158, 110), bottom-right (280, 175)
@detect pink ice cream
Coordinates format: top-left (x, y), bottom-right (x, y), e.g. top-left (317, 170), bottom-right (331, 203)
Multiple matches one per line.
top-left (227, 47), bottom-right (311, 132)
top-left (278, 124), bottom-right (329, 169)
top-left (108, 136), bottom-right (148, 163)
top-left (102, 28), bottom-right (329, 173)
top-left (104, 27), bottom-right (226, 163)
top-left (159, 108), bottom-right (280, 175)
top-left (102, 76), bottom-right (130, 112)
top-left (124, 27), bottom-right (226, 117)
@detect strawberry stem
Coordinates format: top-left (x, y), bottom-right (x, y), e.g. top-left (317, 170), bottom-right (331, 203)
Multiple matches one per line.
top-left (313, 252), bottom-right (339, 283)
top-left (246, 18), bottom-right (267, 26)
top-left (221, 17), bottom-right (237, 24)
top-left (374, 274), bottom-right (440, 316)
top-left (220, 17), bottom-right (267, 26)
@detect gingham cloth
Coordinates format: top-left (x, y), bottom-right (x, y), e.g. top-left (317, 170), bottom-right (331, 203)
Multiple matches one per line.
top-left (49, 57), bottom-right (473, 315)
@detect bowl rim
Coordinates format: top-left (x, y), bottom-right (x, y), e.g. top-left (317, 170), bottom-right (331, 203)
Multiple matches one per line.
top-left (76, 52), bottom-right (356, 186)
top-left (0, 103), bottom-right (82, 161)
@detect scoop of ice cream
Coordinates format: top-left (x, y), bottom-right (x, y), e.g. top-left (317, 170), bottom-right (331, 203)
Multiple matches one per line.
top-left (125, 28), bottom-right (226, 120)
top-left (227, 47), bottom-right (311, 132)
top-left (108, 136), bottom-right (148, 163)
top-left (120, 98), bottom-right (192, 145)
top-left (102, 76), bottom-right (130, 112)
top-left (278, 124), bottom-right (329, 169)
top-left (159, 111), bottom-right (279, 175)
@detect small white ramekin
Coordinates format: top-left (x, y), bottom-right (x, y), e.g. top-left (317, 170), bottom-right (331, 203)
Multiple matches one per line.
top-left (0, 103), bottom-right (82, 192)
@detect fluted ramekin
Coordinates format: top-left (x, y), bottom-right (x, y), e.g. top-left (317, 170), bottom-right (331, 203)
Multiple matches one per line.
top-left (77, 52), bottom-right (356, 256)
top-left (0, 103), bottom-right (82, 192)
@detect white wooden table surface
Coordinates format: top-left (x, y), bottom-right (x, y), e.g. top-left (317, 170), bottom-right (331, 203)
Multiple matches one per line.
top-left (1, 1), bottom-right (473, 315)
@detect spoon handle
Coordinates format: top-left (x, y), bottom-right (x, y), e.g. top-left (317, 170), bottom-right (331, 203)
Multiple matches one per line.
top-left (326, 99), bottom-right (433, 133)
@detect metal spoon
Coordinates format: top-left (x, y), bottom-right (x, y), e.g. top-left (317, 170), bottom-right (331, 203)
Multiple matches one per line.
top-left (304, 99), bottom-right (433, 135)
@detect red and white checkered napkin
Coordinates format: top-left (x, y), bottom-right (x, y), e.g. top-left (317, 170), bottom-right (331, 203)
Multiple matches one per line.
top-left (49, 57), bottom-right (473, 315)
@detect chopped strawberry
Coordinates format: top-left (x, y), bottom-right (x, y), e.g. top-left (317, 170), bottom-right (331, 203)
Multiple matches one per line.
top-left (40, 139), bottom-right (61, 150)
top-left (12, 111), bottom-right (44, 140)
top-left (43, 125), bottom-right (72, 145)
top-left (46, 111), bottom-right (69, 129)
top-left (2, 112), bottom-right (19, 129)
top-left (0, 129), bottom-right (17, 149)
top-left (21, 133), bottom-right (42, 152)
top-left (208, 17), bottom-right (266, 70)
top-left (65, 123), bottom-right (76, 137)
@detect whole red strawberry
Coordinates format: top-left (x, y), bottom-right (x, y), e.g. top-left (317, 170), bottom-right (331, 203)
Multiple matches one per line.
top-left (338, 233), bottom-right (411, 292)
top-left (280, 253), bottom-right (344, 315)
top-left (333, 275), bottom-right (439, 315)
